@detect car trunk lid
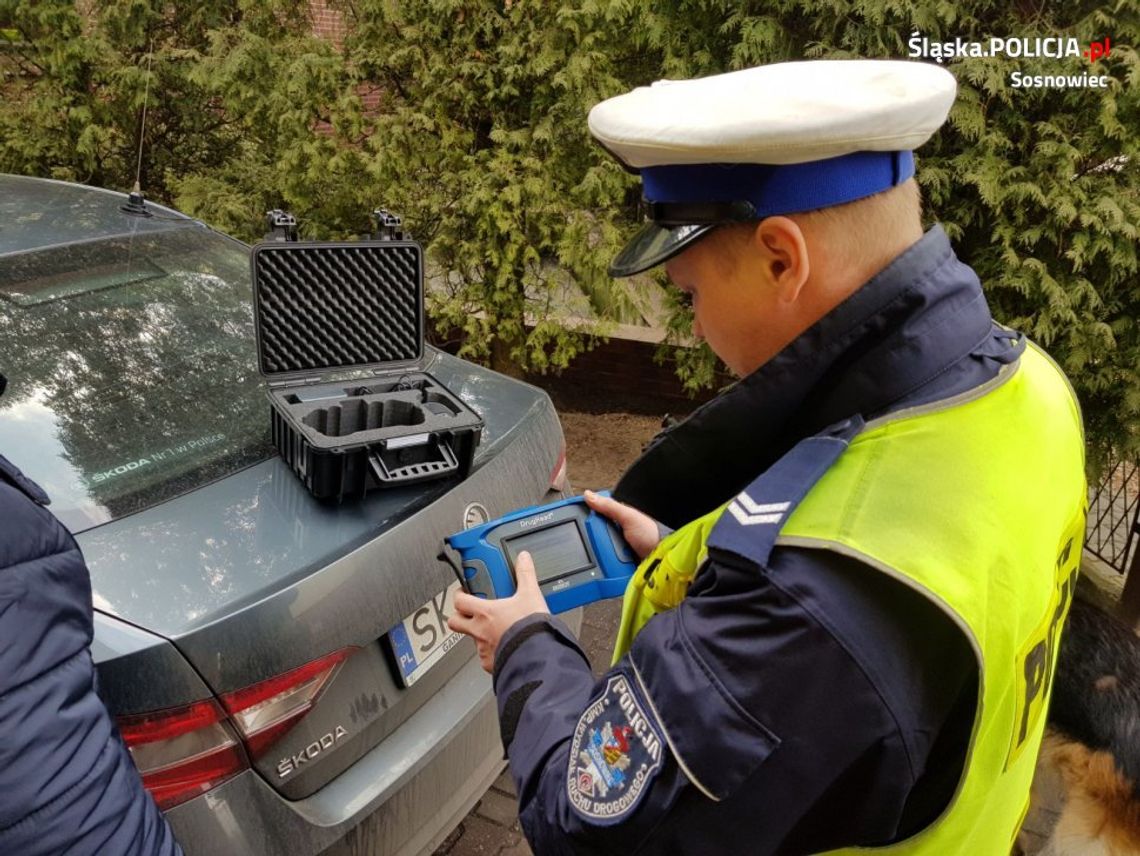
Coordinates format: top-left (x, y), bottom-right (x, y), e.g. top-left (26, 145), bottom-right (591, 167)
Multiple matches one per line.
top-left (80, 355), bottom-right (565, 796)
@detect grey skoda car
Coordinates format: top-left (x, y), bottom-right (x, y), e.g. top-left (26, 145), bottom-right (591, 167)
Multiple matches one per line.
top-left (0, 174), bottom-right (577, 854)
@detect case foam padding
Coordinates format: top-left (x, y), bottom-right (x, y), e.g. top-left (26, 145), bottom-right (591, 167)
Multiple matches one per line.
top-left (254, 243), bottom-right (423, 375)
top-left (270, 376), bottom-right (476, 452)
top-left (302, 396), bottom-right (425, 437)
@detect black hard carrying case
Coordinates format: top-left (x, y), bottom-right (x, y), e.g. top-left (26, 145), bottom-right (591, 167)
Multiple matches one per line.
top-left (250, 237), bottom-right (483, 501)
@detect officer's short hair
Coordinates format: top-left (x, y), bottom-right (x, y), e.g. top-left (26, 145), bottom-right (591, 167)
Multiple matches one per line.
top-left (797, 177), bottom-right (923, 259)
top-left (707, 178), bottom-right (923, 270)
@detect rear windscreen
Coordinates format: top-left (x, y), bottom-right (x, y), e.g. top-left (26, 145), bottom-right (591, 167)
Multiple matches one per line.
top-left (0, 225), bottom-right (275, 532)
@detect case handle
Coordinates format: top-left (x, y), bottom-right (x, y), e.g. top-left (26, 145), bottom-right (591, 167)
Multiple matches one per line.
top-left (367, 436), bottom-right (459, 485)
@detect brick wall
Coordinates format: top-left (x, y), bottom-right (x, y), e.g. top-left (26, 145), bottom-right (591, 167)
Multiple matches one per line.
top-left (530, 336), bottom-right (730, 416)
top-left (308, 2), bottom-right (385, 133)
top-left (310, 0), bottom-right (346, 47)
top-left (526, 337), bottom-right (715, 415)
top-left (430, 323), bottom-right (726, 416)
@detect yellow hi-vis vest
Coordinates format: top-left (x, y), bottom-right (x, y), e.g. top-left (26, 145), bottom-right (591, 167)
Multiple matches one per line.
top-left (613, 343), bottom-right (1087, 853)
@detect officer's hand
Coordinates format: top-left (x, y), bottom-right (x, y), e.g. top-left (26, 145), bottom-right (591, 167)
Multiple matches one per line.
top-left (449, 551), bottom-right (550, 673)
top-left (583, 489), bottom-right (662, 559)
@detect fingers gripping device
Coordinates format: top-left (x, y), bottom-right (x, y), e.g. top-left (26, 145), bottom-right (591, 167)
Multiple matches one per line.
top-left (441, 493), bottom-right (639, 614)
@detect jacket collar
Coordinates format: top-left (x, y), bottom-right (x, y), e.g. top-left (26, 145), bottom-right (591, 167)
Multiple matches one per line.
top-left (613, 225), bottom-right (997, 528)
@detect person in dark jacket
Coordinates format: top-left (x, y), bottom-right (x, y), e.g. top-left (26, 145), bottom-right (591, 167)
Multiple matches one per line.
top-left (0, 439), bottom-right (181, 855)
top-left (448, 60), bottom-right (1086, 854)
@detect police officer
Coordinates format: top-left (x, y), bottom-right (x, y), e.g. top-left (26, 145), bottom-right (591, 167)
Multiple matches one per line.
top-left (448, 59), bottom-right (1087, 854)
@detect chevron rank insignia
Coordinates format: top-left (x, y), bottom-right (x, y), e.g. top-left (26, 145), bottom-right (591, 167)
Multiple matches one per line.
top-left (726, 493), bottom-right (790, 526)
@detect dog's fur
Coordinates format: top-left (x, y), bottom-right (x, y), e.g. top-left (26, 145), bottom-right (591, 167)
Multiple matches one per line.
top-left (1031, 597), bottom-right (1140, 855)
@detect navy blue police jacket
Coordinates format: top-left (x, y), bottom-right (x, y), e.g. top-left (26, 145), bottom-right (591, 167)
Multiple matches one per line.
top-left (0, 455), bottom-right (181, 855)
top-left (492, 226), bottom-right (1022, 854)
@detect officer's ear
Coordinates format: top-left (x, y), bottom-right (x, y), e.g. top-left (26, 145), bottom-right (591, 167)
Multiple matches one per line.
top-left (751, 217), bottom-right (810, 304)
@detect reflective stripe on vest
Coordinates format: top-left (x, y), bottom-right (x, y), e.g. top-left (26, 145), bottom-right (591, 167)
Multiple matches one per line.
top-left (612, 343), bottom-right (1087, 852)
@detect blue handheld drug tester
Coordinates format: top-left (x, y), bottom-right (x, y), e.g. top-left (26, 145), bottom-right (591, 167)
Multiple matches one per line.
top-left (442, 492), bottom-right (639, 614)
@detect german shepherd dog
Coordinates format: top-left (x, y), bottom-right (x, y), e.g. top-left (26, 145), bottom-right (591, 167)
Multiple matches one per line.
top-left (1030, 597), bottom-right (1140, 854)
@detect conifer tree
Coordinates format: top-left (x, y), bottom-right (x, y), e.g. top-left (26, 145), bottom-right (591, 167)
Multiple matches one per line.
top-left (2, 0), bottom-right (1137, 462)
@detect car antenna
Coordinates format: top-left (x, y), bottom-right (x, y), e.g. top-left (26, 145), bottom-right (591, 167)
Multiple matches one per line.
top-left (122, 41), bottom-right (154, 218)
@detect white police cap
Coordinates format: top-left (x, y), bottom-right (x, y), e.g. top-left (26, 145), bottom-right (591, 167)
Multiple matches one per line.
top-left (588, 60), bottom-right (957, 277)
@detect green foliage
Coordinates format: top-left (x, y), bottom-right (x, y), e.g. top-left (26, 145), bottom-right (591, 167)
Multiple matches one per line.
top-left (1, 0), bottom-right (1138, 462)
top-left (336, 1), bottom-right (641, 372)
top-left (619, 0), bottom-right (1140, 466)
top-left (0, 0), bottom-right (353, 228)
top-left (2, 0), bottom-right (241, 193)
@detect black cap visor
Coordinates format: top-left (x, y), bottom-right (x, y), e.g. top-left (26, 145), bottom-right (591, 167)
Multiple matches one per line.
top-left (609, 221), bottom-right (716, 278)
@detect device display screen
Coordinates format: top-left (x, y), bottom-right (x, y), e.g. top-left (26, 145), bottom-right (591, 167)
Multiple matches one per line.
top-left (505, 522), bottom-right (591, 583)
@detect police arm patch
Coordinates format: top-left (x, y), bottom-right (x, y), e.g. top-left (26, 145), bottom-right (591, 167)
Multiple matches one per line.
top-left (566, 673), bottom-right (665, 825)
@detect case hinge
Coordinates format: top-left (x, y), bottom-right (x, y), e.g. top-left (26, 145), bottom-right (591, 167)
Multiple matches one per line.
top-left (370, 208), bottom-right (406, 241)
top-left (264, 209), bottom-right (299, 242)
top-left (268, 375), bottom-right (323, 389)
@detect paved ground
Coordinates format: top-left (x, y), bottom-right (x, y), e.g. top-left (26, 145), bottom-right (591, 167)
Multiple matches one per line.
top-left (434, 600), bottom-right (623, 856)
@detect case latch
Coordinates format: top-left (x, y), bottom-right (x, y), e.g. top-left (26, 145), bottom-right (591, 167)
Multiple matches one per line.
top-left (370, 209), bottom-right (406, 241)
top-left (265, 209), bottom-right (299, 242)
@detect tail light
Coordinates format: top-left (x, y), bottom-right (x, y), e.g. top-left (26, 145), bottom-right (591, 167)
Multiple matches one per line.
top-left (117, 647), bottom-right (356, 808)
top-left (117, 699), bottom-right (246, 810)
top-left (220, 648), bottom-right (355, 759)
top-left (549, 443), bottom-right (569, 492)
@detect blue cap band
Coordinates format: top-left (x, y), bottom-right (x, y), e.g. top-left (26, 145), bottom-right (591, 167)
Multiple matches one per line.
top-left (640, 151), bottom-right (914, 218)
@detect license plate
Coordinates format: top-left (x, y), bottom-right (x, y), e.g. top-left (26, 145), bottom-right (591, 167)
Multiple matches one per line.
top-left (387, 582), bottom-right (464, 687)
